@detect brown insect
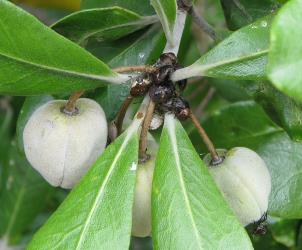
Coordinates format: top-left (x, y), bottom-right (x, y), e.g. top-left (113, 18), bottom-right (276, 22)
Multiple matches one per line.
top-left (130, 52), bottom-right (190, 121)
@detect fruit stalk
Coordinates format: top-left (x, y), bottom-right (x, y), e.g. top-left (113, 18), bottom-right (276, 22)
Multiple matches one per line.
top-left (116, 95), bottom-right (134, 135)
top-left (189, 111), bottom-right (221, 164)
top-left (139, 100), bottom-right (156, 162)
top-left (63, 90), bottom-right (84, 114)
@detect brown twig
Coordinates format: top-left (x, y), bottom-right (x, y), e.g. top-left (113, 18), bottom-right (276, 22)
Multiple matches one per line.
top-left (189, 111), bottom-right (221, 164)
top-left (139, 99), bottom-right (156, 162)
top-left (63, 90), bottom-right (84, 115)
top-left (116, 95), bottom-right (134, 135)
top-left (232, 0), bottom-right (253, 22)
top-left (189, 6), bottom-right (217, 41)
top-left (113, 65), bottom-right (156, 73)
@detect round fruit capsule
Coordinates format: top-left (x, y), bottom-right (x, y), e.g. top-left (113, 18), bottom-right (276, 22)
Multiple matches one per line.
top-left (132, 136), bottom-right (158, 237)
top-left (23, 98), bottom-right (108, 189)
top-left (203, 147), bottom-right (271, 226)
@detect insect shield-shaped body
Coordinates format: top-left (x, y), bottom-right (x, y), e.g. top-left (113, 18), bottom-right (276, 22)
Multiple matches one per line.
top-left (132, 136), bottom-right (158, 237)
top-left (149, 83), bottom-right (175, 104)
top-left (203, 147), bottom-right (271, 226)
top-left (130, 74), bottom-right (152, 97)
top-left (161, 96), bottom-right (190, 120)
top-left (23, 98), bottom-right (108, 189)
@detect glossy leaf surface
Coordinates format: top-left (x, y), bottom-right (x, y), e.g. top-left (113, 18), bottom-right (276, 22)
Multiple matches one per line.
top-left (28, 110), bottom-right (146, 250)
top-left (190, 101), bottom-right (302, 219)
top-left (220, 0), bottom-right (280, 30)
top-left (93, 25), bottom-right (165, 120)
top-left (267, 0), bottom-right (302, 102)
top-left (172, 16), bottom-right (272, 81)
top-left (0, 1), bottom-right (125, 95)
top-left (152, 114), bottom-right (253, 250)
top-left (52, 7), bottom-right (158, 44)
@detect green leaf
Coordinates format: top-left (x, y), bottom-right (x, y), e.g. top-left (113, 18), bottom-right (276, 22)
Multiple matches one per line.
top-left (270, 219), bottom-right (298, 248)
top-left (244, 81), bottom-right (302, 142)
top-left (0, 142), bottom-right (53, 245)
top-left (52, 7), bottom-right (158, 44)
top-left (93, 25), bottom-right (165, 120)
top-left (16, 96), bottom-right (54, 154)
top-left (106, 26), bottom-right (165, 68)
top-left (298, 224), bottom-right (302, 250)
top-left (27, 107), bottom-right (147, 250)
top-left (0, 101), bottom-right (13, 192)
top-left (190, 101), bottom-right (302, 218)
top-left (152, 114), bottom-right (253, 250)
top-left (172, 16), bottom-right (272, 81)
top-left (220, 0), bottom-right (280, 30)
top-left (208, 78), bottom-right (251, 102)
top-left (0, 102), bottom-right (13, 164)
top-left (81, 0), bottom-right (155, 16)
top-left (0, 1), bottom-right (126, 95)
top-left (151, 0), bottom-right (177, 46)
top-left (267, 0), bottom-right (302, 102)
top-left (251, 230), bottom-right (288, 250)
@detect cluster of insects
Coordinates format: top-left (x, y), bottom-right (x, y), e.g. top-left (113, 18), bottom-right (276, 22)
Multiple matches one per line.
top-left (130, 52), bottom-right (191, 122)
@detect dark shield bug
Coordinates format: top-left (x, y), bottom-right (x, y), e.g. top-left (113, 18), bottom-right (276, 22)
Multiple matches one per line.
top-left (130, 74), bottom-right (152, 97)
top-left (161, 96), bottom-right (190, 120)
top-left (149, 83), bottom-right (175, 104)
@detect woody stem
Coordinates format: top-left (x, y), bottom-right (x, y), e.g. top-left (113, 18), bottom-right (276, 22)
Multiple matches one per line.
top-left (113, 65), bottom-right (156, 73)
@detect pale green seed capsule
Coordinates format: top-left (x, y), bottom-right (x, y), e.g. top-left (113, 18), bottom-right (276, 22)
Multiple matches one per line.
top-left (204, 147), bottom-right (271, 226)
top-left (132, 136), bottom-right (158, 237)
top-left (23, 98), bottom-right (108, 189)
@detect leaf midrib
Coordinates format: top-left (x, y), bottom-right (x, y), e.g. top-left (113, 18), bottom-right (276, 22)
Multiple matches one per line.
top-left (77, 16), bottom-right (158, 44)
top-left (172, 49), bottom-right (269, 81)
top-left (166, 116), bottom-right (203, 249)
top-left (4, 169), bottom-right (28, 237)
top-left (0, 52), bottom-right (120, 83)
top-left (74, 120), bottom-right (140, 250)
top-left (200, 49), bottom-right (269, 72)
